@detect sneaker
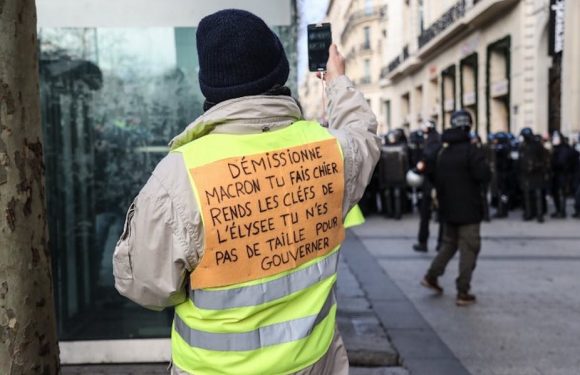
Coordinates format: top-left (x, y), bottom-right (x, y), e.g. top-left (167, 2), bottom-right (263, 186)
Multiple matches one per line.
top-left (420, 277), bottom-right (443, 294)
top-left (413, 243), bottom-right (428, 252)
top-left (456, 293), bottom-right (477, 306)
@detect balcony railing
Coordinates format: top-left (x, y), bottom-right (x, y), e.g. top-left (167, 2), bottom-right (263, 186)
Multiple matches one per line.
top-left (360, 42), bottom-right (372, 51)
top-left (418, 0), bottom-right (466, 49)
top-left (382, 45), bottom-right (409, 77)
top-left (341, 6), bottom-right (387, 44)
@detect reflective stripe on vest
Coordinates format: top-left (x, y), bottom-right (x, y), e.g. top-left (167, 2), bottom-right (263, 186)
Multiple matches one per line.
top-left (171, 121), bottom-right (345, 375)
top-left (175, 286), bottom-right (336, 351)
top-left (190, 250), bottom-right (339, 310)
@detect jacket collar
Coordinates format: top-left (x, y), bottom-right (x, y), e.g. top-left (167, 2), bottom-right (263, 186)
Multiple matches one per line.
top-left (169, 95), bottom-right (303, 150)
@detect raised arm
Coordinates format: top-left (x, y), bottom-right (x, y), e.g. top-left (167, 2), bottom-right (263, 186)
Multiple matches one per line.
top-left (324, 44), bottom-right (381, 216)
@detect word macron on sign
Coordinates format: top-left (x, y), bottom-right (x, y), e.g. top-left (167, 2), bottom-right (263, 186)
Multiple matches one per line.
top-left (190, 139), bottom-right (345, 289)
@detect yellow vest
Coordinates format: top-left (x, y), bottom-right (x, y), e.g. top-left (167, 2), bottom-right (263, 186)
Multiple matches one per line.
top-left (171, 121), bottom-right (349, 375)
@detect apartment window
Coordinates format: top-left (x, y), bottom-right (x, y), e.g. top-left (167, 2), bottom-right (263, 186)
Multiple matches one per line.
top-left (402, 92), bottom-right (411, 127)
top-left (384, 100), bottom-right (392, 130)
top-left (418, 0), bottom-right (425, 33)
top-left (365, 0), bottom-right (373, 15)
top-left (363, 59), bottom-right (371, 83)
top-left (363, 26), bottom-right (371, 49)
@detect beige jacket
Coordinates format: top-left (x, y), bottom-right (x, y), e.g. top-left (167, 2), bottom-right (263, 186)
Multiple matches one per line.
top-left (113, 75), bottom-right (380, 374)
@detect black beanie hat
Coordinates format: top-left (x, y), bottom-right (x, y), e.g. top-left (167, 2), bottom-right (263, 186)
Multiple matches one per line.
top-left (196, 9), bottom-right (290, 104)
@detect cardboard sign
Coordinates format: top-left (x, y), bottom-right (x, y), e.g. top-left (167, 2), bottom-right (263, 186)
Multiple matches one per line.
top-left (189, 139), bottom-right (345, 289)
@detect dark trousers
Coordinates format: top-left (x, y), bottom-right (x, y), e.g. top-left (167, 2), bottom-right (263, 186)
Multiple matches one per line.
top-left (522, 188), bottom-right (544, 221)
top-left (417, 182), bottom-right (441, 248)
top-left (426, 223), bottom-right (481, 294)
top-left (382, 186), bottom-right (404, 219)
top-left (551, 176), bottom-right (567, 216)
top-left (575, 185), bottom-right (580, 215)
top-left (417, 184), bottom-right (432, 244)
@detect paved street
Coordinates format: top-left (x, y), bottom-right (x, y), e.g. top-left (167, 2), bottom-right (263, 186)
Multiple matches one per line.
top-left (353, 211), bottom-right (580, 375)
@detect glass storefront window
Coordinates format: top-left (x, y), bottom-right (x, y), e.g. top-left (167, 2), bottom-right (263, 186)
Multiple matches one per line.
top-left (40, 27), bottom-right (203, 340)
top-left (39, 24), bottom-right (296, 342)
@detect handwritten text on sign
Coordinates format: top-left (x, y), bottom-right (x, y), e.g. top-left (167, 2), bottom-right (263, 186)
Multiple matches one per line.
top-left (189, 139), bottom-right (345, 289)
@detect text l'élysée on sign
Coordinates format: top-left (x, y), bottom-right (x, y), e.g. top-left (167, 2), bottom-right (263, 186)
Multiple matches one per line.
top-left (189, 139), bottom-right (345, 289)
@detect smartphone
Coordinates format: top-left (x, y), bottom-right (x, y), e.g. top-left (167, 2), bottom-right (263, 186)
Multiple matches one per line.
top-left (307, 23), bottom-right (332, 72)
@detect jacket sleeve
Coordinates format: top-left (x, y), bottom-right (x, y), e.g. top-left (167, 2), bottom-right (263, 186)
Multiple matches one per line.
top-left (469, 144), bottom-right (492, 183)
top-left (113, 156), bottom-right (201, 311)
top-left (326, 76), bottom-right (381, 217)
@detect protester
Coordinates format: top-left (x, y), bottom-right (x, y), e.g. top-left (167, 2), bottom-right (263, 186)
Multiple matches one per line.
top-left (420, 110), bottom-right (491, 306)
top-left (112, 9), bottom-right (380, 375)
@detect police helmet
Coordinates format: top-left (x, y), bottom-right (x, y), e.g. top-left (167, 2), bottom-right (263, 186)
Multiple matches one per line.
top-left (519, 127), bottom-right (534, 142)
top-left (450, 109), bottom-right (472, 129)
top-left (386, 128), bottom-right (407, 145)
top-left (494, 131), bottom-right (510, 144)
top-left (409, 130), bottom-right (424, 145)
top-left (406, 169), bottom-right (424, 188)
top-left (421, 119), bottom-right (436, 133)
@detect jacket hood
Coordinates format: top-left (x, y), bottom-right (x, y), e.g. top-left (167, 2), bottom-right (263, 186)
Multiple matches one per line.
top-left (169, 95), bottom-right (303, 150)
top-left (442, 127), bottom-right (470, 144)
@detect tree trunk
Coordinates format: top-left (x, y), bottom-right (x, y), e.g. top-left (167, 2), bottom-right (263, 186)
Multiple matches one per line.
top-left (0, 0), bottom-right (60, 374)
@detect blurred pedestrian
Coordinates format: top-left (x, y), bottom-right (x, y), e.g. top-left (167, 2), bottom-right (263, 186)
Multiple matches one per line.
top-left (413, 120), bottom-right (441, 252)
top-left (549, 131), bottom-right (575, 218)
top-left (518, 128), bottom-right (549, 222)
top-left (113, 9), bottom-right (380, 375)
top-left (420, 110), bottom-right (491, 306)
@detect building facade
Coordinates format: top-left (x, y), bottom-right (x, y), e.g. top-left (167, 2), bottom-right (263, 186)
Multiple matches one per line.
top-left (300, 0), bottom-right (580, 139)
top-left (299, 0), bottom-right (389, 131)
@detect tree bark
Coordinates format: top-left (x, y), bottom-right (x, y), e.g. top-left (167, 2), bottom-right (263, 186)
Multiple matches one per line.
top-left (0, 0), bottom-right (60, 374)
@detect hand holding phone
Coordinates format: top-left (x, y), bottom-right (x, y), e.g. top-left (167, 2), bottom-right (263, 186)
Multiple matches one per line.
top-left (323, 44), bottom-right (345, 84)
top-left (308, 23), bottom-right (332, 72)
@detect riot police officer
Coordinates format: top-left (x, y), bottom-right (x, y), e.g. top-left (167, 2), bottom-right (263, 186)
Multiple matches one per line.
top-left (408, 129), bottom-right (425, 172)
top-left (518, 128), bottom-right (549, 222)
top-left (413, 120), bottom-right (441, 252)
top-left (491, 132), bottom-right (514, 218)
top-left (379, 129), bottom-right (409, 219)
top-left (572, 134), bottom-right (580, 218)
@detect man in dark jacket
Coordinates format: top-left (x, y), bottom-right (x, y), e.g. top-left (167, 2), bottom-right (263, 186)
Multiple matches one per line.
top-left (421, 110), bottom-right (491, 306)
top-left (518, 128), bottom-right (549, 222)
top-left (550, 131), bottom-right (575, 218)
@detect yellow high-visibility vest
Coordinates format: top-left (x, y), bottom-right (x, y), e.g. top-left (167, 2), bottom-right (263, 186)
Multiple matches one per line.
top-left (171, 120), bottom-right (350, 375)
top-left (344, 204), bottom-right (365, 228)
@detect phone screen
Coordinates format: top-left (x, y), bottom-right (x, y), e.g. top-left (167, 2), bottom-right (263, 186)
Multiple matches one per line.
top-left (308, 23), bottom-right (332, 72)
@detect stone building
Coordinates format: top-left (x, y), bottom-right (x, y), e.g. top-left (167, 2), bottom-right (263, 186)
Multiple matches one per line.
top-left (299, 0), bottom-right (389, 131)
top-left (300, 0), bottom-right (580, 138)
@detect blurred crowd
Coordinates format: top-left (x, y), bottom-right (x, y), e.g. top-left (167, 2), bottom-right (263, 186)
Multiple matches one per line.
top-left (360, 122), bottom-right (580, 223)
